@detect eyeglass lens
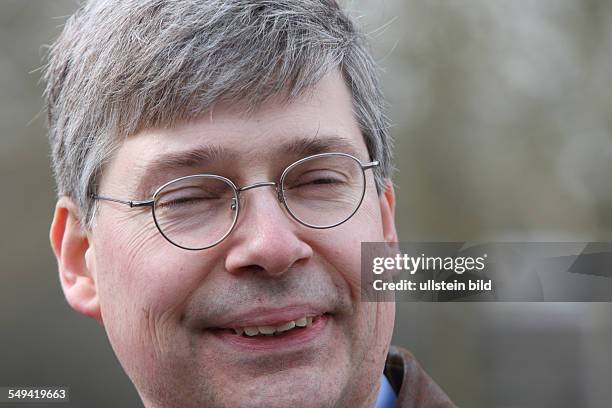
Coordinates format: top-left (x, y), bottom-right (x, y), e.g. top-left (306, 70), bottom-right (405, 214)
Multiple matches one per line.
top-left (152, 154), bottom-right (366, 250)
top-left (281, 154), bottom-right (365, 228)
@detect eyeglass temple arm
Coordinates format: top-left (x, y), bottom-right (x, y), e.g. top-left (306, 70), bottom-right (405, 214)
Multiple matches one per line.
top-left (92, 194), bottom-right (154, 208)
top-left (362, 160), bottom-right (380, 170)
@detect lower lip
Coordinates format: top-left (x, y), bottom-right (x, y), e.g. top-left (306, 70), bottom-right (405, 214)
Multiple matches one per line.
top-left (209, 314), bottom-right (330, 352)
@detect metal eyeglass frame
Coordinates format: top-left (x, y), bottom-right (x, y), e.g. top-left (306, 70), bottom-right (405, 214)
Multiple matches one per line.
top-left (92, 152), bottom-right (380, 250)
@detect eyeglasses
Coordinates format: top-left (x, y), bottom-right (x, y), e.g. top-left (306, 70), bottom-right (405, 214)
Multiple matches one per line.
top-left (92, 152), bottom-right (379, 250)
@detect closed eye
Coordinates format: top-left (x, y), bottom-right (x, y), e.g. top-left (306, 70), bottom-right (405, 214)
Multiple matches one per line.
top-left (302, 177), bottom-right (345, 187)
top-left (285, 170), bottom-right (348, 189)
top-left (157, 195), bottom-right (221, 208)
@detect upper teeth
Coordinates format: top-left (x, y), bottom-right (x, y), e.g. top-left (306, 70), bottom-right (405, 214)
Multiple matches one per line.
top-left (234, 316), bottom-right (313, 336)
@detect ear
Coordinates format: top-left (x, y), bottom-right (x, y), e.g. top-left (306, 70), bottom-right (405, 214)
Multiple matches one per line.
top-left (50, 196), bottom-right (102, 324)
top-left (378, 179), bottom-right (398, 246)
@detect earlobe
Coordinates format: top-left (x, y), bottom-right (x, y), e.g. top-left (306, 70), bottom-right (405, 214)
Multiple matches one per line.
top-left (50, 197), bottom-right (102, 323)
top-left (378, 180), bottom-right (398, 245)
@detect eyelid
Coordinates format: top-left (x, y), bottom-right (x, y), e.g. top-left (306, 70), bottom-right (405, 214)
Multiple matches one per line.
top-left (140, 177), bottom-right (205, 199)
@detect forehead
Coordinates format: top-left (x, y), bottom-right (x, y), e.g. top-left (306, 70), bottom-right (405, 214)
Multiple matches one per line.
top-left (102, 72), bottom-right (369, 194)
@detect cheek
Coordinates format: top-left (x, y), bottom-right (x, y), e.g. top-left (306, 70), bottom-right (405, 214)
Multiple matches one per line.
top-left (91, 215), bottom-right (220, 356)
top-left (321, 196), bottom-right (384, 293)
top-left (94, 210), bottom-right (203, 302)
top-left (315, 212), bottom-right (394, 386)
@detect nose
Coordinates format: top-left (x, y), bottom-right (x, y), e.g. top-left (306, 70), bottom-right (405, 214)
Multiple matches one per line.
top-left (223, 185), bottom-right (313, 277)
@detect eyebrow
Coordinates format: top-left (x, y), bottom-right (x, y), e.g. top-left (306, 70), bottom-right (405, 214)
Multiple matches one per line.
top-left (141, 144), bottom-right (234, 177)
top-left (133, 134), bottom-right (363, 197)
top-left (280, 135), bottom-right (362, 158)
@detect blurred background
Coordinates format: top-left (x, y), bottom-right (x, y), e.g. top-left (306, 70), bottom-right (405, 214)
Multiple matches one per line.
top-left (1, 0), bottom-right (612, 406)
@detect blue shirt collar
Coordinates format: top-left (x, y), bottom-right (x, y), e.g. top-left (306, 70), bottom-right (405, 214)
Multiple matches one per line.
top-left (374, 373), bottom-right (397, 408)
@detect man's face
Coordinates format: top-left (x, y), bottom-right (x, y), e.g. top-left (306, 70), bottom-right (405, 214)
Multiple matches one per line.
top-left (86, 72), bottom-right (396, 408)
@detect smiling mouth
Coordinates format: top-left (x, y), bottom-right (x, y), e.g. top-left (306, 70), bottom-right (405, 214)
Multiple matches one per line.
top-left (210, 314), bottom-right (326, 337)
top-left (204, 313), bottom-right (331, 351)
top-left (230, 315), bottom-right (322, 337)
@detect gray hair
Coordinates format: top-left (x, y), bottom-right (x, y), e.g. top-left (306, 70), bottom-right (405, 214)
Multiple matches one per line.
top-left (44, 0), bottom-right (392, 228)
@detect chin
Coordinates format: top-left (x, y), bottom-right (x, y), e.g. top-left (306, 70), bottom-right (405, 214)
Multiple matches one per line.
top-left (223, 370), bottom-right (341, 408)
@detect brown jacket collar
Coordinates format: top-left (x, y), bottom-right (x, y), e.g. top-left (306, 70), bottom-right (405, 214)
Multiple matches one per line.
top-left (384, 345), bottom-right (457, 408)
